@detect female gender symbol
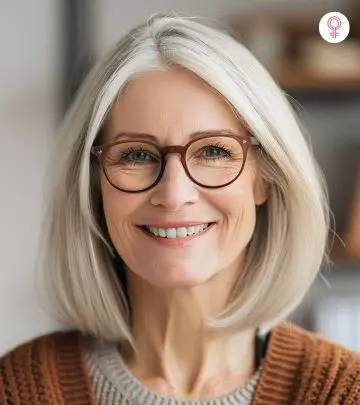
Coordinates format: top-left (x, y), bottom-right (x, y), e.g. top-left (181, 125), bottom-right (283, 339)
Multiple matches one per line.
top-left (327, 16), bottom-right (341, 38)
top-left (319, 12), bottom-right (349, 43)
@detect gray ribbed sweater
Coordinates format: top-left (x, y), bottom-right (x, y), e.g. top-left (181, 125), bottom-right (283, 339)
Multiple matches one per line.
top-left (85, 337), bottom-right (263, 405)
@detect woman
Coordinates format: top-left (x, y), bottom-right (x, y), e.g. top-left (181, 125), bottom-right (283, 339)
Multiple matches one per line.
top-left (1, 14), bottom-right (359, 405)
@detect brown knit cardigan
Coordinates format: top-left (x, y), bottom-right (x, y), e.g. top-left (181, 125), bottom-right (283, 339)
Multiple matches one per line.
top-left (1, 322), bottom-right (359, 404)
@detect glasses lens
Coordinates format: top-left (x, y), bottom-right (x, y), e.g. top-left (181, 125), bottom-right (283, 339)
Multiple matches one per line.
top-left (186, 136), bottom-right (244, 186)
top-left (103, 141), bottom-right (161, 191)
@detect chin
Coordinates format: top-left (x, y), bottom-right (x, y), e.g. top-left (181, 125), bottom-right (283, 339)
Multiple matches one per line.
top-left (144, 264), bottom-right (216, 289)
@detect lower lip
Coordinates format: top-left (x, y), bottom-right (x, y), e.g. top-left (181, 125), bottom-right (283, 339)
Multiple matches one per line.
top-left (138, 224), bottom-right (216, 247)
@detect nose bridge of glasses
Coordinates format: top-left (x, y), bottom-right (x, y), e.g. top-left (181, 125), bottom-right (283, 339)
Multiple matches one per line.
top-left (161, 145), bottom-right (188, 169)
top-left (159, 145), bottom-right (191, 184)
top-left (161, 144), bottom-right (187, 157)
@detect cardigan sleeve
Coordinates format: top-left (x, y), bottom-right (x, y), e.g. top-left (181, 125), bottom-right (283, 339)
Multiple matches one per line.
top-left (0, 331), bottom-right (96, 405)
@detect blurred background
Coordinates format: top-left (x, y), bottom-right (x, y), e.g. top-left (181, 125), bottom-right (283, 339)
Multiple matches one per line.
top-left (0, 0), bottom-right (359, 355)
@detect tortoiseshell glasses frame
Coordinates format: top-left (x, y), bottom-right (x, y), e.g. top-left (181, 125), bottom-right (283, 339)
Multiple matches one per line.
top-left (91, 131), bottom-right (260, 193)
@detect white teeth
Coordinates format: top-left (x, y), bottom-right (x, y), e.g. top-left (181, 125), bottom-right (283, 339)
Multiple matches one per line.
top-left (176, 227), bottom-right (187, 237)
top-left (145, 223), bottom-right (210, 238)
top-left (158, 228), bottom-right (166, 237)
top-left (166, 228), bottom-right (177, 238)
top-left (193, 225), bottom-right (200, 233)
top-left (149, 226), bottom-right (159, 236)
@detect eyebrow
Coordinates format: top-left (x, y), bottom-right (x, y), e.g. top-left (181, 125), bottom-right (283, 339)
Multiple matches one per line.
top-left (110, 129), bottom-right (247, 143)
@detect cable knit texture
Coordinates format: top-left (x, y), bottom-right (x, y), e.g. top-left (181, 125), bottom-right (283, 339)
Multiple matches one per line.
top-left (1, 321), bottom-right (360, 404)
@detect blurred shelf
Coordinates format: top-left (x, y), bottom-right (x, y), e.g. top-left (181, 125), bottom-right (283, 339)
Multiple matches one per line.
top-left (227, 9), bottom-right (360, 94)
top-left (342, 161), bottom-right (360, 262)
top-left (270, 62), bottom-right (360, 91)
top-left (330, 237), bottom-right (360, 266)
top-left (330, 160), bottom-right (360, 267)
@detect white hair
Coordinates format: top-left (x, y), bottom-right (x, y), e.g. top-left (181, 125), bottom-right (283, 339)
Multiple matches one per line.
top-left (35, 13), bottom-right (331, 345)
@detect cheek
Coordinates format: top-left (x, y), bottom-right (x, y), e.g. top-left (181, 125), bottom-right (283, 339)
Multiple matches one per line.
top-left (213, 170), bottom-right (257, 221)
top-left (100, 176), bottom-right (141, 239)
top-left (209, 170), bottom-right (258, 246)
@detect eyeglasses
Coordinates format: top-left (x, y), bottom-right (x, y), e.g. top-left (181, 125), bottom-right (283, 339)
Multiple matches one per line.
top-left (91, 132), bottom-right (260, 193)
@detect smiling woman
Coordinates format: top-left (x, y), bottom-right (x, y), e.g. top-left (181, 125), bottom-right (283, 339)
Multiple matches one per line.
top-left (93, 68), bottom-right (268, 290)
top-left (1, 13), bottom-right (360, 405)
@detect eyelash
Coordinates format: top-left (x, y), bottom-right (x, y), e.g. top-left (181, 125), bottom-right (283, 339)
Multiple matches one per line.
top-left (120, 148), bottom-right (158, 165)
top-left (198, 142), bottom-right (233, 159)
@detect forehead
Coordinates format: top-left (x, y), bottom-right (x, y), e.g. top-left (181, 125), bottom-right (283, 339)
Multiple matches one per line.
top-left (101, 68), bottom-right (246, 143)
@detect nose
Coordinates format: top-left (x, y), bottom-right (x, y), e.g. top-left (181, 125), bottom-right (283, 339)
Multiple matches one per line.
top-left (149, 155), bottom-right (199, 210)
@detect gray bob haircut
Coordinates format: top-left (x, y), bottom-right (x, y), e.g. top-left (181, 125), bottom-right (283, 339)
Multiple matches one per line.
top-left (36, 13), bottom-right (331, 345)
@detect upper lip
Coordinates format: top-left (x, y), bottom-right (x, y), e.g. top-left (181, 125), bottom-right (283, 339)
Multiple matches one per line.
top-left (139, 221), bottom-right (215, 228)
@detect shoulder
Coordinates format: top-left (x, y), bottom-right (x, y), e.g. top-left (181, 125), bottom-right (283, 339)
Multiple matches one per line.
top-left (0, 330), bottom-right (91, 404)
top-left (0, 329), bottom-right (83, 364)
top-left (268, 321), bottom-right (360, 403)
top-left (279, 321), bottom-right (360, 363)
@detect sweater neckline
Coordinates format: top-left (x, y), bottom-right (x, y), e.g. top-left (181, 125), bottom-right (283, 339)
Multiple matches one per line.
top-left (86, 336), bottom-right (264, 405)
top-left (50, 320), bottom-right (359, 405)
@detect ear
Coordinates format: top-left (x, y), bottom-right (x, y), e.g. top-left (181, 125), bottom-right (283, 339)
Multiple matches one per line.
top-left (253, 176), bottom-right (268, 206)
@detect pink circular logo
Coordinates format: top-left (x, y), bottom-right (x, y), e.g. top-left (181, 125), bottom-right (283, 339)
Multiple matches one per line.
top-left (319, 12), bottom-right (349, 43)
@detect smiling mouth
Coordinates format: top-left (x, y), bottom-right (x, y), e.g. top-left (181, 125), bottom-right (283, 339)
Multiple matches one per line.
top-left (138, 223), bottom-right (216, 239)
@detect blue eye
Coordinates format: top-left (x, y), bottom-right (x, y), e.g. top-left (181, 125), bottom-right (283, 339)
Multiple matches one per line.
top-left (126, 150), bottom-right (152, 161)
top-left (201, 147), bottom-right (228, 158)
top-left (120, 148), bottom-right (160, 165)
top-left (105, 142), bottom-right (161, 168)
top-left (196, 143), bottom-right (232, 161)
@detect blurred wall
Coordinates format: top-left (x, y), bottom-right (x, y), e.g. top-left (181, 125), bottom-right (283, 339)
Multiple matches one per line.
top-left (0, 1), bottom-right (62, 355)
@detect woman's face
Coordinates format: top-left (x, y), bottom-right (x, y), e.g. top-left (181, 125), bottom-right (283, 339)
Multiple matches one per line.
top-left (100, 68), bottom-right (267, 289)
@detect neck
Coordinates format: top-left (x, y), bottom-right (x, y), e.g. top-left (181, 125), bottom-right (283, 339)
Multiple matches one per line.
top-left (122, 263), bottom-right (257, 399)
